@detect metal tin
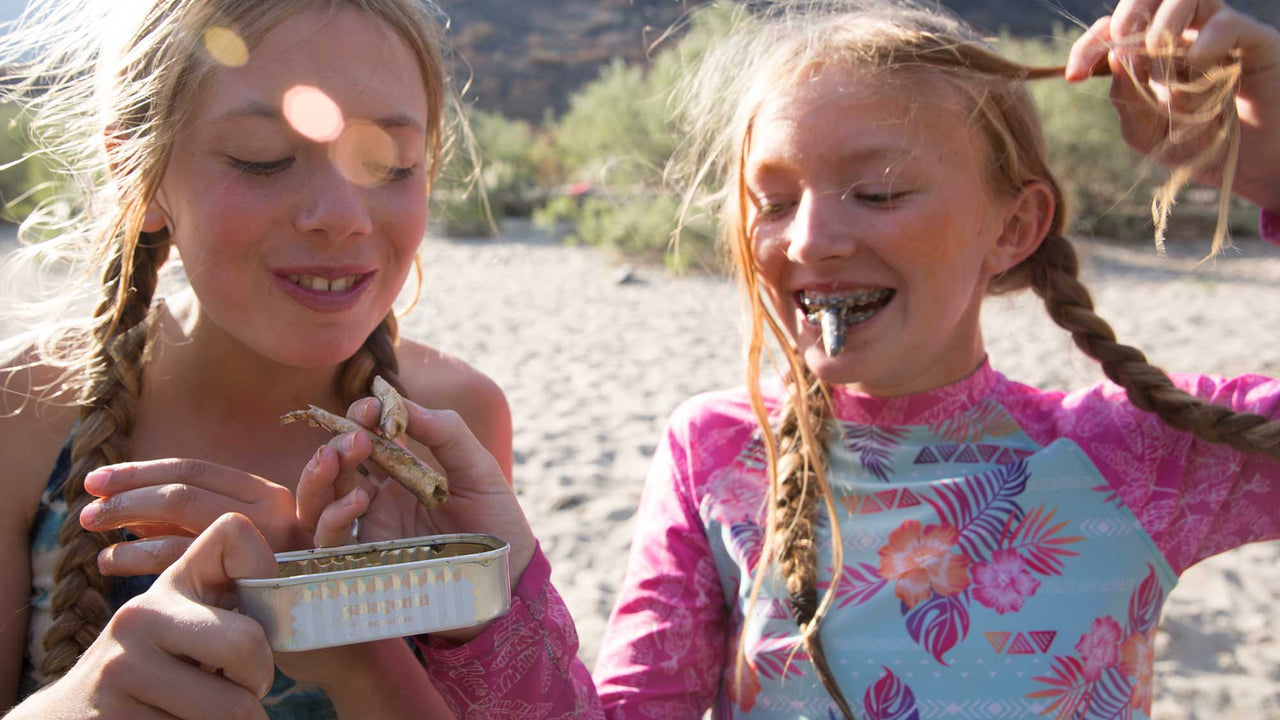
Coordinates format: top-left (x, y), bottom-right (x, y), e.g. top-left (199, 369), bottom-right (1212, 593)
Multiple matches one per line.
top-left (235, 534), bottom-right (510, 652)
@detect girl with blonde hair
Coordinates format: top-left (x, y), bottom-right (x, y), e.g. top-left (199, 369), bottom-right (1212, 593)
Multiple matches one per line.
top-left (587, 0), bottom-right (1280, 716)
top-left (297, 0), bottom-right (1280, 716)
top-left (0, 0), bottom-right (537, 716)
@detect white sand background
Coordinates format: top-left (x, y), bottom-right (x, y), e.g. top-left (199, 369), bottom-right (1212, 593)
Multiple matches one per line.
top-left (3, 222), bottom-right (1278, 717)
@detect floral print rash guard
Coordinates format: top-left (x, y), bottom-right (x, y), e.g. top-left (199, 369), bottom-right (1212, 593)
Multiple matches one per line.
top-left (417, 362), bottom-right (1280, 719)
top-left (591, 363), bottom-right (1280, 718)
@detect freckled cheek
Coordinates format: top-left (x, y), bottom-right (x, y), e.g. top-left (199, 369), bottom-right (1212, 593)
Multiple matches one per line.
top-left (377, 185), bottom-right (430, 255)
top-left (747, 240), bottom-right (800, 327)
top-left (195, 182), bottom-right (287, 236)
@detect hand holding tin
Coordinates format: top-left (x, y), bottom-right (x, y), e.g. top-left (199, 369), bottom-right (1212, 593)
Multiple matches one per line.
top-left (10, 514), bottom-right (276, 719)
top-left (282, 376), bottom-right (449, 510)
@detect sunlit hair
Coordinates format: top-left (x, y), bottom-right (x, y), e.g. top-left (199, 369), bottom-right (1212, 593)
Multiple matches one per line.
top-left (668, 0), bottom-right (1269, 713)
top-left (0, 0), bottom-right (451, 681)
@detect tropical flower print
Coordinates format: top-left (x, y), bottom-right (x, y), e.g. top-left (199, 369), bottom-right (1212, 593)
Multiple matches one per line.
top-left (1120, 628), bottom-right (1156, 714)
top-left (970, 549), bottom-right (1040, 614)
top-left (877, 520), bottom-right (972, 609)
top-left (1029, 568), bottom-right (1166, 719)
top-left (863, 667), bottom-right (920, 720)
top-left (1075, 616), bottom-right (1123, 681)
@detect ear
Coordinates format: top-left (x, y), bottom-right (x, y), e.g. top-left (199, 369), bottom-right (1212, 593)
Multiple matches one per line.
top-left (105, 125), bottom-right (171, 235)
top-left (141, 199), bottom-right (169, 233)
top-left (984, 180), bottom-right (1055, 276)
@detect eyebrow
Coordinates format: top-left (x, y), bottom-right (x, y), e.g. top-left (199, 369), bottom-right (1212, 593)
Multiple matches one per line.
top-left (214, 101), bottom-right (425, 133)
top-left (748, 146), bottom-right (913, 179)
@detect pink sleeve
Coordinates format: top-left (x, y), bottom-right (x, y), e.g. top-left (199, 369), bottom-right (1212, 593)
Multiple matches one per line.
top-left (1261, 207), bottom-right (1279, 245)
top-left (1158, 375), bottom-right (1280, 568)
top-left (415, 545), bottom-right (604, 718)
top-left (593, 414), bottom-right (729, 717)
top-left (1029, 373), bottom-right (1280, 575)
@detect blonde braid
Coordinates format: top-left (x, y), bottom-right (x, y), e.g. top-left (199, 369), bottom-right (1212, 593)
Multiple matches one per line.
top-left (40, 236), bottom-right (166, 680)
top-left (772, 370), bottom-right (828, 622)
top-left (1027, 233), bottom-right (1280, 456)
top-left (337, 311), bottom-right (404, 403)
top-left (770, 370), bottom-right (855, 718)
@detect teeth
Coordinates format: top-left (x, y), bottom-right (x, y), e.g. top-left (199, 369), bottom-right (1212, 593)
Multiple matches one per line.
top-left (288, 274), bottom-right (361, 292)
top-left (800, 288), bottom-right (891, 311)
top-left (802, 289), bottom-right (892, 357)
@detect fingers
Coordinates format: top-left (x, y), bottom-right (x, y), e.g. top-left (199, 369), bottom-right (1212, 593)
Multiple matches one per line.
top-left (85, 459), bottom-right (274, 501)
top-left (1191, 7), bottom-right (1280, 72)
top-left (1067, 16), bottom-right (1114, 81)
top-left (159, 513), bottom-right (275, 609)
top-left (128, 514), bottom-right (276, 704)
top-left (1188, 10), bottom-right (1247, 70)
top-left (80, 483), bottom-right (251, 536)
top-left (1108, 0), bottom-right (1214, 47)
top-left (1146, 0), bottom-right (1226, 55)
top-left (295, 445), bottom-right (341, 535)
top-left (402, 402), bottom-right (504, 483)
top-left (98, 536), bottom-right (193, 577)
top-left (313, 486), bottom-right (370, 547)
top-left (132, 654), bottom-right (269, 720)
top-left (295, 435), bottom-right (376, 536)
top-left (347, 395), bottom-right (381, 429)
top-left (102, 614), bottom-right (270, 720)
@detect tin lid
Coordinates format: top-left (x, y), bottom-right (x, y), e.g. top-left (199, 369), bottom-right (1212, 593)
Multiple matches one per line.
top-left (236, 533), bottom-right (509, 588)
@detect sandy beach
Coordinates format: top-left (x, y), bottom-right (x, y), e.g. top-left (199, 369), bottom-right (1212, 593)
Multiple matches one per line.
top-left (3, 221), bottom-right (1278, 717)
top-left (408, 221), bottom-right (1280, 719)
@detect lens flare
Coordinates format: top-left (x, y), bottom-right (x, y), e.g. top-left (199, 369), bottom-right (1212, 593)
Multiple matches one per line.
top-left (202, 27), bottom-right (249, 67)
top-left (283, 85), bottom-right (345, 143)
top-left (331, 121), bottom-right (398, 187)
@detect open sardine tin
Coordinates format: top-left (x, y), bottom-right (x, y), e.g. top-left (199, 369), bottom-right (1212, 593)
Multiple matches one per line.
top-left (235, 534), bottom-right (510, 652)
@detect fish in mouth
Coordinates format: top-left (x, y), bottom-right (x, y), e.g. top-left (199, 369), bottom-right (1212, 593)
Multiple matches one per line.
top-left (799, 288), bottom-right (894, 357)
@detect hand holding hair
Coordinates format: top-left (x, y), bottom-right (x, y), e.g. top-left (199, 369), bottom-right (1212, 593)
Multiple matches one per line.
top-left (1066, 0), bottom-right (1280, 213)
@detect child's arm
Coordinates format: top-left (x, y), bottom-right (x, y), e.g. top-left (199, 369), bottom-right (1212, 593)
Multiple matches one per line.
top-left (0, 358), bottom-right (78, 707)
top-left (593, 422), bottom-right (729, 714)
top-left (1067, 0), bottom-right (1280, 213)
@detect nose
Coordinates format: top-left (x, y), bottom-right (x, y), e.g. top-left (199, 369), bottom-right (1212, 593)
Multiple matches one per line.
top-left (294, 163), bottom-right (374, 241)
top-left (785, 189), bottom-right (856, 264)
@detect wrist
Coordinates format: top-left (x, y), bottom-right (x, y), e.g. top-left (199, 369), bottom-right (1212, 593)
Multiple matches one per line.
top-left (310, 639), bottom-right (416, 695)
top-left (427, 533), bottom-right (537, 645)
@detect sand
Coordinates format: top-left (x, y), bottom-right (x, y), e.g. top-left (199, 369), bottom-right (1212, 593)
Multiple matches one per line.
top-left (409, 221), bottom-right (1280, 719)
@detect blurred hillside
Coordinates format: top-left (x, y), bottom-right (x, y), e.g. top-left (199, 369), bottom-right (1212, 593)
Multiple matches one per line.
top-left (442, 0), bottom-right (1280, 121)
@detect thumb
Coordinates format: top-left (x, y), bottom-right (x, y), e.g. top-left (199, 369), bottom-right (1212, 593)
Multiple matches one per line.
top-left (159, 512), bottom-right (276, 607)
top-left (402, 402), bottom-right (505, 484)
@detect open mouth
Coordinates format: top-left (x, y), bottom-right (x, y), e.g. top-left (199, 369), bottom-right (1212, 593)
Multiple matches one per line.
top-left (286, 273), bottom-right (366, 293)
top-left (797, 288), bottom-right (895, 357)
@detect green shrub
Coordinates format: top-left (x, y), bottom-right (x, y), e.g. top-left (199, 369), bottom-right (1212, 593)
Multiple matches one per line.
top-left (431, 109), bottom-right (541, 237)
top-left (555, 193), bottom-right (718, 271)
top-left (0, 102), bottom-right (59, 224)
top-left (537, 4), bottom-right (734, 265)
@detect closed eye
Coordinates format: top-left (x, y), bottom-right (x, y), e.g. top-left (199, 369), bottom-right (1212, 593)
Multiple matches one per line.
top-left (228, 156), bottom-right (294, 176)
top-left (369, 164), bottom-right (416, 183)
top-left (754, 199), bottom-right (796, 219)
top-left (841, 186), bottom-right (908, 207)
